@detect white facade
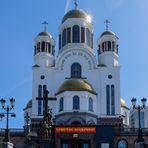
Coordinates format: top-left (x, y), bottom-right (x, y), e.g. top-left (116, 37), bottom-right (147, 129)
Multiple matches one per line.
top-left (24, 8), bottom-right (122, 126)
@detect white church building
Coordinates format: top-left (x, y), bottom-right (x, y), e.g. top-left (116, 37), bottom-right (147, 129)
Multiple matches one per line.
top-left (24, 5), bottom-right (129, 127)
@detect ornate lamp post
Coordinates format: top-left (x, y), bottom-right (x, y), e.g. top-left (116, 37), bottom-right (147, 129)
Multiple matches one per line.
top-left (131, 97), bottom-right (147, 144)
top-left (0, 98), bottom-right (16, 142)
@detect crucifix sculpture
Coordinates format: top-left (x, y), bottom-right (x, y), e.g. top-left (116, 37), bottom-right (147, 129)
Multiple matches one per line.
top-left (36, 89), bottom-right (56, 139)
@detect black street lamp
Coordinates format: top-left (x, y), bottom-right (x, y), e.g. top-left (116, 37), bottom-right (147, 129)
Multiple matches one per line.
top-left (0, 98), bottom-right (16, 142)
top-left (131, 97), bottom-right (147, 144)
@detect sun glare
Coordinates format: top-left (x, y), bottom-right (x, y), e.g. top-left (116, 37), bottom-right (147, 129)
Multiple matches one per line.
top-left (86, 15), bottom-right (92, 23)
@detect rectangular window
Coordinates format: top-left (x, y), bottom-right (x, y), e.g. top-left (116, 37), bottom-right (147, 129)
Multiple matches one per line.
top-left (67, 28), bottom-right (71, 43)
top-left (108, 41), bottom-right (111, 51)
top-left (38, 101), bottom-right (42, 115)
top-left (59, 34), bottom-right (61, 49)
top-left (106, 85), bottom-right (110, 115)
top-left (37, 42), bottom-right (40, 52)
top-left (102, 42), bottom-right (105, 52)
top-left (41, 42), bottom-right (45, 52)
top-left (43, 85), bottom-right (47, 115)
top-left (38, 85), bottom-right (42, 115)
top-left (34, 46), bottom-right (36, 55)
top-left (84, 144), bottom-right (89, 148)
top-left (48, 43), bottom-right (51, 53)
top-left (81, 27), bottom-right (85, 43)
top-left (112, 41), bottom-right (115, 51)
top-left (62, 144), bottom-right (68, 148)
top-left (62, 29), bottom-right (67, 47)
top-left (91, 33), bottom-right (93, 48)
top-left (86, 28), bottom-right (90, 46)
top-left (111, 85), bottom-right (115, 115)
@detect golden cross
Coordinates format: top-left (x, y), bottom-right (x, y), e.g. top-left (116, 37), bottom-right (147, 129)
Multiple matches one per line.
top-left (104, 19), bottom-right (110, 31)
top-left (42, 21), bottom-right (48, 32)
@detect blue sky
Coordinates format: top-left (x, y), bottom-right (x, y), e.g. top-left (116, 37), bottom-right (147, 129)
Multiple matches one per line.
top-left (0, 0), bottom-right (148, 128)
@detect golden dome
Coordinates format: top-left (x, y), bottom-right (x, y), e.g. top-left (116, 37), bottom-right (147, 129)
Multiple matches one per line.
top-left (37, 32), bottom-right (53, 38)
top-left (24, 99), bottom-right (32, 110)
top-left (62, 9), bottom-right (89, 24)
top-left (121, 98), bottom-right (127, 108)
top-left (100, 30), bottom-right (116, 38)
top-left (56, 78), bottom-right (96, 95)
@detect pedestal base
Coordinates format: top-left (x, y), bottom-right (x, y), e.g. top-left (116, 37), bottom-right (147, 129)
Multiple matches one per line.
top-left (24, 139), bottom-right (53, 148)
top-left (0, 142), bottom-right (14, 148)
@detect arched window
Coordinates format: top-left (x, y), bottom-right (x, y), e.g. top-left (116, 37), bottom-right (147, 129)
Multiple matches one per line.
top-left (89, 98), bottom-right (93, 111)
top-left (118, 139), bottom-right (127, 148)
top-left (38, 85), bottom-right (42, 115)
top-left (41, 42), bottom-right (45, 52)
top-left (59, 98), bottom-right (64, 112)
top-left (72, 25), bottom-right (80, 43)
top-left (67, 28), bottom-right (71, 43)
top-left (73, 96), bottom-right (80, 110)
top-left (71, 63), bottom-right (81, 78)
top-left (62, 29), bottom-right (67, 47)
top-left (108, 41), bottom-right (111, 51)
top-left (86, 28), bottom-right (90, 46)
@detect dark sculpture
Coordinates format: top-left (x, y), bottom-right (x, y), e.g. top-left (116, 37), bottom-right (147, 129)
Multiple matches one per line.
top-left (37, 90), bottom-right (52, 139)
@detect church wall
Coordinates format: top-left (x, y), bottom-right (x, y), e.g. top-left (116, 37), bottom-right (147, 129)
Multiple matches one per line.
top-left (31, 46), bottom-right (121, 120)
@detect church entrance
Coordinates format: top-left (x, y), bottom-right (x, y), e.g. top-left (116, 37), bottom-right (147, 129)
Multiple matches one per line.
top-left (62, 140), bottom-right (90, 148)
top-left (55, 126), bottom-right (96, 148)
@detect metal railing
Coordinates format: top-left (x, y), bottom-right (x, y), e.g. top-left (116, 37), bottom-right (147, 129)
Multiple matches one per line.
top-left (0, 128), bottom-right (25, 136)
top-left (120, 128), bottom-right (148, 135)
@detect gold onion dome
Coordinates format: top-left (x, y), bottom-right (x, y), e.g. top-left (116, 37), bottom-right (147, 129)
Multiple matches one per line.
top-left (24, 99), bottom-right (32, 110)
top-left (57, 78), bottom-right (96, 95)
top-left (37, 32), bottom-right (53, 38)
top-left (62, 9), bottom-right (89, 24)
top-left (100, 30), bottom-right (116, 38)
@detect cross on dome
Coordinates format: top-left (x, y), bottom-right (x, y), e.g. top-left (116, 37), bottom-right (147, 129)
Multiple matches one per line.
top-left (74, 0), bottom-right (78, 9)
top-left (42, 21), bottom-right (48, 32)
top-left (104, 19), bottom-right (110, 31)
